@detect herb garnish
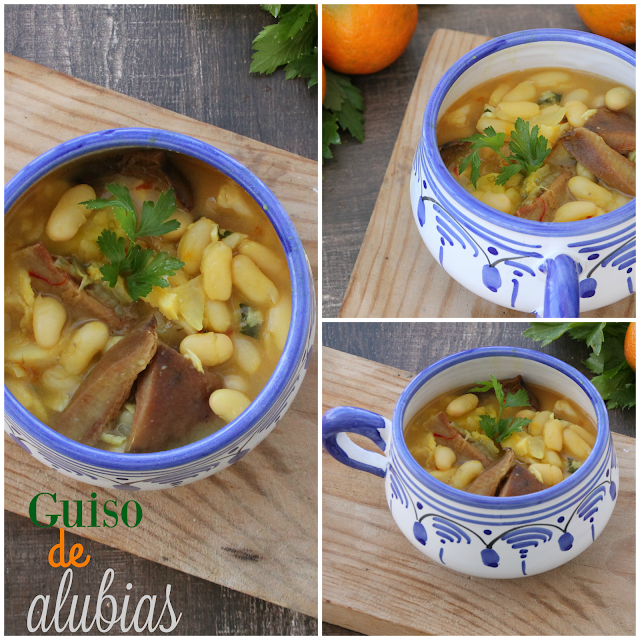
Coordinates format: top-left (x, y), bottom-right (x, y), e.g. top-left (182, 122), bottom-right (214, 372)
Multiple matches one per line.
top-left (459, 117), bottom-right (551, 189)
top-left (81, 184), bottom-right (184, 301)
top-left (239, 304), bottom-right (263, 339)
top-left (468, 375), bottom-right (531, 443)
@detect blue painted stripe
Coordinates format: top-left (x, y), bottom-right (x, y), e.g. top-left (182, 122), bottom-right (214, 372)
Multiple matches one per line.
top-left (436, 226), bottom-right (454, 246)
top-left (569, 224), bottom-right (635, 247)
top-left (576, 232), bottom-right (635, 253)
top-left (436, 216), bottom-right (466, 249)
top-left (505, 261), bottom-right (536, 276)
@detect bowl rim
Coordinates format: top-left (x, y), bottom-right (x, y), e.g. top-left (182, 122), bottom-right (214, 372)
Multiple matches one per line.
top-left (4, 127), bottom-right (312, 471)
top-left (422, 28), bottom-right (636, 238)
top-left (392, 346), bottom-right (610, 509)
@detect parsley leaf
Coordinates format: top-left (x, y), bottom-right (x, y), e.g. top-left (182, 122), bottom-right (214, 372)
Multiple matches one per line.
top-left (458, 118), bottom-right (551, 189)
top-left (469, 375), bottom-right (531, 443)
top-left (322, 110), bottom-right (341, 159)
top-left (239, 304), bottom-right (263, 339)
top-left (459, 127), bottom-right (507, 187)
top-left (126, 250), bottom-right (184, 302)
top-left (250, 6), bottom-right (318, 100)
top-left (88, 186), bottom-right (185, 301)
top-left (524, 322), bottom-right (635, 410)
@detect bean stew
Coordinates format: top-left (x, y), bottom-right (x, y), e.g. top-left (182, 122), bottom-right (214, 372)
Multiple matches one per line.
top-left (437, 68), bottom-right (635, 222)
top-left (5, 149), bottom-right (291, 453)
top-left (404, 375), bottom-right (597, 496)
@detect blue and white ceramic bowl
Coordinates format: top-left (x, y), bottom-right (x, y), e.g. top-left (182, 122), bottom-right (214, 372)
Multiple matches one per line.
top-left (411, 29), bottom-right (636, 318)
top-left (323, 347), bottom-right (618, 578)
top-left (5, 128), bottom-right (316, 491)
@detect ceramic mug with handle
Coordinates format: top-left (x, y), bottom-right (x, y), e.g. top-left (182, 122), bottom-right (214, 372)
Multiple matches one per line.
top-left (410, 29), bottom-right (636, 317)
top-left (323, 347), bottom-right (618, 578)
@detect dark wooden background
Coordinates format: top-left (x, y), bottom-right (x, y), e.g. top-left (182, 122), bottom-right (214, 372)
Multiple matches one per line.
top-left (4, 4), bottom-right (317, 636)
top-left (321, 321), bottom-right (635, 634)
top-left (323, 4), bottom-right (596, 317)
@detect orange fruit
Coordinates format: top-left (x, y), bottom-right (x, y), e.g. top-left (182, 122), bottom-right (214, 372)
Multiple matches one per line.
top-left (624, 322), bottom-right (636, 371)
top-left (322, 64), bottom-right (326, 103)
top-left (323, 4), bottom-right (418, 75)
top-left (575, 4), bottom-right (635, 45)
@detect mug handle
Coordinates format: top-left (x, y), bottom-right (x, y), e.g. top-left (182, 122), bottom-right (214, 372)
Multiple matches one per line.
top-left (322, 407), bottom-right (391, 478)
top-left (541, 254), bottom-right (580, 318)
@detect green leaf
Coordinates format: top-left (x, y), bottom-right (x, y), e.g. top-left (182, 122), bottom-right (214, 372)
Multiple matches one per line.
top-left (524, 321), bottom-right (635, 412)
top-left (125, 249), bottom-right (184, 301)
top-left (458, 118), bottom-right (551, 190)
top-left (522, 322), bottom-right (572, 346)
top-left (279, 4), bottom-right (318, 41)
top-left (322, 109), bottom-right (341, 159)
top-left (93, 187), bottom-right (184, 300)
top-left (284, 49), bottom-right (318, 86)
top-left (470, 376), bottom-right (530, 443)
top-left (328, 77), bottom-right (364, 142)
top-left (261, 4), bottom-right (282, 18)
top-left (508, 118), bottom-right (551, 175)
top-left (136, 189), bottom-right (179, 238)
top-left (250, 14), bottom-right (317, 75)
top-left (239, 303), bottom-right (262, 338)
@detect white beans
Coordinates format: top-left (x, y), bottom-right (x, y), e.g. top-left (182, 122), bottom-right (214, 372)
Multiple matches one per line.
top-left (60, 321), bottom-right (109, 375)
top-left (201, 241), bottom-right (233, 301)
top-left (451, 460), bottom-right (484, 489)
top-left (46, 184), bottom-right (96, 242)
top-left (605, 86), bottom-right (632, 111)
top-left (33, 296), bottom-right (67, 348)
top-left (528, 70), bottom-right (570, 88)
top-left (591, 94), bottom-right (605, 108)
top-left (496, 101), bottom-right (540, 121)
top-left (543, 450), bottom-right (564, 468)
top-left (179, 332), bottom-right (233, 367)
top-left (223, 374), bottom-right (249, 394)
top-left (553, 200), bottom-right (598, 222)
top-left (446, 393), bottom-right (479, 417)
top-left (529, 463), bottom-right (563, 487)
top-left (553, 399), bottom-right (580, 423)
top-left (216, 183), bottom-right (254, 217)
top-left (480, 192), bottom-right (512, 214)
top-left (434, 446), bottom-right (457, 471)
top-left (41, 366), bottom-right (81, 394)
top-left (564, 100), bottom-right (589, 127)
top-left (568, 176), bottom-right (613, 209)
top-left (204, 300), bottom-right (231, 333)
top-left (543, 419), bottom-right (563, 452)
top-left (178, 217), bottom-right (217, 276)
top-left (6, 343), bottom-right (60, 368)
top-left (562, 88), bottom-right (589, 105)
top-left (445, 104), bottom-right (471, 127)
top-left (607, 192), bottom-right (631, 213)
top-left (476, 116), bottom-right (514, 138)
top-left (562, 428), bottom-right (591, 461)
top-left (234, 336), bottom-right (262, 374)
top-left (162, 210), bottom-right (193, 241)
top-left (570, 424), bottom-right (596, 448)
top-left (528, 411), bottom-right (552, 436)
top-left (489, 83), bottom-right (512, 107)
top-left (209, 389), bottom-right (251, 422)
top-left (502, 81), bottom-right (536, 103)
top-left (231, 255), bottom-right (279, 305)
top-left (268, 294), bottom-right (292, 351)
top-left (237, 240), bottom-right (286, 283)
top-left (575, 162), bottom-right (596, 182)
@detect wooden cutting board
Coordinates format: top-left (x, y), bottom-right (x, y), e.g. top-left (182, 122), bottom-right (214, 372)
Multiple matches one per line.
top-left (339, 28), bottom-right (635, 319)
top-left (4, 54), bottom-right (318, 618)
top-left (322, 347), bottom-right (635, 635)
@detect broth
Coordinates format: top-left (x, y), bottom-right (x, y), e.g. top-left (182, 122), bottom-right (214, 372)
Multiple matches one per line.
top-left (405, 377), bottom-right (597, 496)
top-left (437, 68), bottom-right (635, 221)
top-left (5, 149), bottom-right (291, 453)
